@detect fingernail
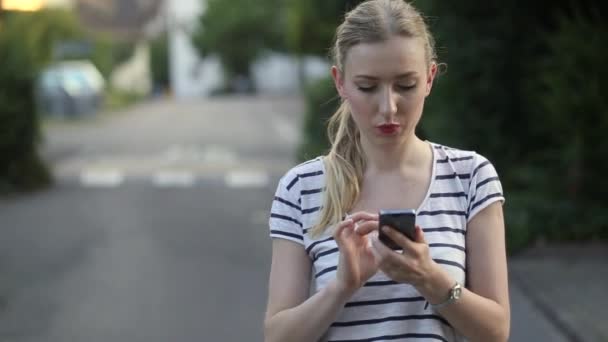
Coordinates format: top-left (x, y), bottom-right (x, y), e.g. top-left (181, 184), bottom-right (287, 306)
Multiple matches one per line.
top-left (382, 226), bottom-right (389, 233)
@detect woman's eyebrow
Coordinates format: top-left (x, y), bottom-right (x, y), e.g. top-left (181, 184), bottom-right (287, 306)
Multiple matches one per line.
top-left (354, 72), bottom-right (418, 80)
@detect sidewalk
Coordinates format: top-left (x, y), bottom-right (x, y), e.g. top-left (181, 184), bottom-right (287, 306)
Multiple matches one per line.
top-left (508, 242), bottom-right (608, 342)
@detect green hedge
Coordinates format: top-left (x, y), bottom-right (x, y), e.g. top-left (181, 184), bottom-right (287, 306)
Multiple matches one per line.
top-left (296, 77), bottom-right (338, 161)
top-left (0, 10), bottom-right (76, 193)
top-left (296, 3), bottom-right (608, 253)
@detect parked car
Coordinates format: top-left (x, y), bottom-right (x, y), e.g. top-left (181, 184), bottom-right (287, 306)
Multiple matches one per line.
top-left (36, 60), bottom-right (106, 118)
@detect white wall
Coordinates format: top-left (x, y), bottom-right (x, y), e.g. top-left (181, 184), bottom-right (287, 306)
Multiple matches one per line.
top-left (167, 0), bottom-right (330, 98)
top-left (252, 53), bottom-right (329, 94)
top-left (110, 42), bottom-right (152, 95)
top-left (167, 0), bottom-right (222, 99)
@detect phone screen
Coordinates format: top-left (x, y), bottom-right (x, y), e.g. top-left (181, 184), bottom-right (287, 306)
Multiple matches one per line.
top-left (378, 209), bottom-right (416, 250)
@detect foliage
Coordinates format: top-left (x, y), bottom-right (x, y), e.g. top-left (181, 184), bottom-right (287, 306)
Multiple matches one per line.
top-left (416, 1), bottom-right (608, 251)
top-left (296, 77), bottom-right (339, 161)
top-left (294, 1), bottom-right (608, 251)
top-left (0, 9), bottom-right (135, 193)
top-left (104, 88), bottom-right (143, 111)
top-left (191, 0), bottom-right (286, 87)
top-left (88, 35), bottom-right (135, 79)
top-left (149, 31), bottom-right (170, 92)
top-left (285, 0), bottom-right (364, 56)
top-left (0, 10), bottom-right (79, 192)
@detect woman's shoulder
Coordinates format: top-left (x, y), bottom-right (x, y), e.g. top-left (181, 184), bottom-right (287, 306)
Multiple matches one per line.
top-left (430, 142), bottom-right (493, 163)
top-left (277, 156), bottom-right (325, 189)
top-left (430, 142), bottom-right (498, 175)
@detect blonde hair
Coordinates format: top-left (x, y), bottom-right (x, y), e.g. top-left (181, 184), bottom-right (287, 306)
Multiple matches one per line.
top-left (310, 0), bottom-right (437, 237)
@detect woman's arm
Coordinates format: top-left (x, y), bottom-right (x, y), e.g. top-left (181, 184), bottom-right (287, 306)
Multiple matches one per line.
top-left (263, 239), bottom-right (354, 342)
top-left (370, 202), bottom-right (510, 342)
top-left (264, 212), bottom-right (380, 342)
top-left (417, 202), bottom-right (510, 341)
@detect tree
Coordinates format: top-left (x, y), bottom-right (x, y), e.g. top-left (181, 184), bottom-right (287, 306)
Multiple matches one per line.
top-left (292, 0), bottom-right (608, 249)
top-left (415, 0), bottom-right (608, 247)
top-left (0, 9), bottom-right (83, 193)
top-left (285, 0), bottom-right (364, 57)
top-left (149, 31), bottom-right (170, 93)
top-left (191, 0), bottom-right (286, 91)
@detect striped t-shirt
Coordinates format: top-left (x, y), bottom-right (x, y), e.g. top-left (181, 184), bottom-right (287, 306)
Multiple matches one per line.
top-left (268, 142), bottom-right (505, 342)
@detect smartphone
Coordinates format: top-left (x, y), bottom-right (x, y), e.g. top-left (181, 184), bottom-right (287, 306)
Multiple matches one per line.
top-left (378, 209), bottom-right (417, 250)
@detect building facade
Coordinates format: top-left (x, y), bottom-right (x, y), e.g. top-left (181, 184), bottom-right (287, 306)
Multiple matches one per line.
top-left (166, 0), bottom-right (328, 99)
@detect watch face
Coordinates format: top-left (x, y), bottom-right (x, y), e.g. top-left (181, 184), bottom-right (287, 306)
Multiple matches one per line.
top-left (453, 285), bottom-right (462, 299)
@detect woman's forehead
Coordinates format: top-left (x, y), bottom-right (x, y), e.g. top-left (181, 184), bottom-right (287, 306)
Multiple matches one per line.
top-left (344, 36), bottom-right (427, 78)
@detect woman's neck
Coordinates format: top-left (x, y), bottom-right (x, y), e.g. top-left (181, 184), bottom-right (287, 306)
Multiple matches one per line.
top-left (361, 134), bottom-right (428, 175)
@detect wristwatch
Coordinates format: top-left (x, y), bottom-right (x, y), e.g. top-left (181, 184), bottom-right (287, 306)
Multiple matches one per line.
top-left (429, 282), bottom-right (462, 310)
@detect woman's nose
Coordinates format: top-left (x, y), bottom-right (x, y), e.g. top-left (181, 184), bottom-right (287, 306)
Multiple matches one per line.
top-left (378, 86), bottom-right (398, 119)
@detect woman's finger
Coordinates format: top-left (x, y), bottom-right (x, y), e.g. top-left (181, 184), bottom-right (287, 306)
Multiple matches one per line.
top-left (346, 211), bottom-right (378, 223)
top-left (334, 218), bottom-right (353, 242)
top-left (370, 232), bottom-right (394, 260)
top-left (380, 225), bottom-right (417, 251)
top-left (414, 225), bottom-right (426, 244)
top-left (354, 220), bottom-right (379, 235)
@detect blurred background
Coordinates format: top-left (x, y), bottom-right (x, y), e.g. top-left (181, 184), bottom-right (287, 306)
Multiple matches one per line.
top-left (0, 0), bottom-right (606, 341)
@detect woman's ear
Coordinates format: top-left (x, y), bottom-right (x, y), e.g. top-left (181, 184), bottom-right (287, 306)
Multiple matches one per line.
top-left (425, 62), bottom-right (438, 96)
top-left (331, 66), bottom-right (347, 99)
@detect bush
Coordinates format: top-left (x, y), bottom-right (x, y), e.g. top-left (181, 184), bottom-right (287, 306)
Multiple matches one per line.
top-left (415, 1), bottom-right (608, 252)
top-left (524, 11), bottom-right (608, 242)
top-left (104, 88), bottom-right (143, 111)
top-left (294, 2), bottom-right (608, 253)
top-left (191, 0), bottom-right (286, 90)
top-left (296, 77), bottom-right (338, 161)
top-left (149, 32), bottom-right (170, 94)
top-left (0, 9), bottom-right (88, 193)
top-left (89, 35), bottom-right (135, 80)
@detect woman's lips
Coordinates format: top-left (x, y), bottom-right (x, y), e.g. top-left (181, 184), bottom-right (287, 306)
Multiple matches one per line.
top-left (377, 124), bottom-right (400, 135)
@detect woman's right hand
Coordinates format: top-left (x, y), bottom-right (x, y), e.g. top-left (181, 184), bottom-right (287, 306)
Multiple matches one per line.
top-left (333, 211), bottom-right (380, 294)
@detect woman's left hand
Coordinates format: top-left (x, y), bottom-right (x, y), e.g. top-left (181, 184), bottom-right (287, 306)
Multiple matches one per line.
top-left (360, 225), bottom-right (439, 287)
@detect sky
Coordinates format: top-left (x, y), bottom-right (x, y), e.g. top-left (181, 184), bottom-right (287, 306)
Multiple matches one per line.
top-left (2, 0), bottom-right (72, 11)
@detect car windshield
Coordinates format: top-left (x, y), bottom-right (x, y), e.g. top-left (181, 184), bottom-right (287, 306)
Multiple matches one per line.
top-left (62, 69), bottom-right (93, 93)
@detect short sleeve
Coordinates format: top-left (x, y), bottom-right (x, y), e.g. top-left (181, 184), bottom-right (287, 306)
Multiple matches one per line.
top-left (268, 173), bottom-right (305, 246)
top-left (467, 154), bottom-right (505, 221)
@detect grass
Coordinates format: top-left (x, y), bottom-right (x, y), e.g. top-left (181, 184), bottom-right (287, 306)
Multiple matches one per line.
top-left (103, 88), bottom-right (144, 112)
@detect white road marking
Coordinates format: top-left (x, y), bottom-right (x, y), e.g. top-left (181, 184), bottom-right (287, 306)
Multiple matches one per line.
top-left (164, 144), bottom-right (204, 163)
top-left (163, 144), bottom-right (237, 164)
top-left (152, 171), bottom-right (196, 187)
top-left (80, 169), bottom-right (124, 187)
top-left (202, 145), bottom-right (237, 164)
top-left (225, 170), bottom-right (269, 188)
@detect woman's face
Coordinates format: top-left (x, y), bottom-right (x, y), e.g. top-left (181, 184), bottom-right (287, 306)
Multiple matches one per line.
top-left (332, 36), bottom-right (437, 147)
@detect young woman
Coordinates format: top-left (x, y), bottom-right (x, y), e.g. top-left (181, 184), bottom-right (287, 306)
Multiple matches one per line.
top-left (264, 1), bottom-right (510, 341)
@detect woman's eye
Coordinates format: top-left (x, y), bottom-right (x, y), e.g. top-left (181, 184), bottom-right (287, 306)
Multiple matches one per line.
top-left (397, 84), bottom-right (416, 91)
top-left (357, 85), bottom-right (376, 92)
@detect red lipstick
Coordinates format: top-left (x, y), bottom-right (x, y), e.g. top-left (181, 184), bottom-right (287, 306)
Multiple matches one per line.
top-left (377, 123), bottom-right (400, 135)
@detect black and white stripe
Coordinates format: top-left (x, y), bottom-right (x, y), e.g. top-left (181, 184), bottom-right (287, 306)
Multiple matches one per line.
top-left (329, 333), bottom-right (450, 342)
top-left (331, 314), bottom-right (451, 328)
